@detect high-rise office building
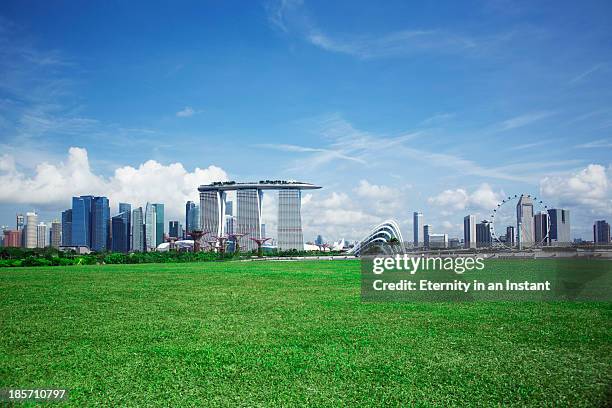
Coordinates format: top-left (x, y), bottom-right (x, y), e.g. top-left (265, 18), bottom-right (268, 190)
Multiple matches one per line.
top-left (463, 215), bottom-right (476, 249)
top-left (61, 209), bottom-right (72, 246)
top-left (476, 220), bottom-right (492, 247)
top-left (145, 202), bottom-right (157, 251)
top-left (71, 195), bottom-right (93, 247)
top-left (423, 224), bottom-right (431, 248)
top-left (413, 212), bottom-right (423, 247)
top-left (593, 220), bottom-right (611, 244)
top-left (131, 207), bottom-right (145, 252)
top-left (50, 220), bottom-right (61, 248)
top-left (16, 214), bottom-right (24, 231)
top-left (25, 212), bottom-right (38, 248)
top-left (548, 209), bottom-right (570, 245)
top-left (91, 196), bottom-right (110, 252)
top-left (534, 211), bottom-right (550, 245)
top-left (224, 216), bottom-right (236, 236)
top-left (516, 195), bottom-right (534, 247)
top-left (185, 201), bottom-right (196, 234)
top-left (169, 221), bottom-right (180, 239)
top-left (119, 203), bottom-right (132, 251)
top-left (153, 203), bottom-right (164, 246)
top-left (506, 226), bottom-right (515, 246)
top-left (111, 211), bottom-right (130, 253)
top-left (36, 222), bottom-right (48, 248)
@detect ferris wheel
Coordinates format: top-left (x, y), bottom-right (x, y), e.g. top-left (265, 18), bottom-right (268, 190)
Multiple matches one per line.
top-left (489, 193), bottom-right (551, 248)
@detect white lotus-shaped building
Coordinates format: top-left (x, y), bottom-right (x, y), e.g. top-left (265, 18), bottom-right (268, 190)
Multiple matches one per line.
top-left (348, 219), bottom-right (404, 255)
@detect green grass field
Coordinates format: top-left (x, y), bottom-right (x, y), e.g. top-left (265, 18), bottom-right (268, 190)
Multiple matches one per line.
top-left (1, 260), bottom-right (610, 407)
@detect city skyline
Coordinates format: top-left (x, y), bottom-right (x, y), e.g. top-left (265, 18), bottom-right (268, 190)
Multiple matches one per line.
top-left (0, 1), bottom-right (611, 240)
top-left (4, 190), bottom-right (610, 251)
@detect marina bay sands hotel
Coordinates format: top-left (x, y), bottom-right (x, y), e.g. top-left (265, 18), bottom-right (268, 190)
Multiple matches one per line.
top-left (198, 180), bottom-right (321, 251)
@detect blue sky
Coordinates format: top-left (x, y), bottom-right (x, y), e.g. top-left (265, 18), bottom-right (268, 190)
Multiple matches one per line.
top-left (0, 0), bottom-right (611, 241)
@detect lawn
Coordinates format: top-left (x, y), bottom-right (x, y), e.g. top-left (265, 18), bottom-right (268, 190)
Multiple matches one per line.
top-left (0, 260), bottom-right (610, 407)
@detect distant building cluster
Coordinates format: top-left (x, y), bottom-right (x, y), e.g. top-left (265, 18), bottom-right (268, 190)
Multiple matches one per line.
top-left (1, 180), bottom-right (327, 253)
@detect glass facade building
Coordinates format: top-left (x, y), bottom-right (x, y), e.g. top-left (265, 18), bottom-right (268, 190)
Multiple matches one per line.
top-left (131, 207), bottom-right (145, 252)
top-left (91, 196), bottom-right (110, 252)
top-left (145, 202), bottom-right (156, 251)
top-left (548, 209), bottom-right (570, 245)
top-left (111, 211), bottom-right (130, 253)
top-left (119, 203), bottom-right (131, 251)
top-left (413, 212), bottom-right (423, 247)
top-left (61, 209), bottom-right (72, 246)
top-left (516, 195), bottom-right (534, 247)
top-left (153, 203), bottom-right (164, 247)
top-left (463, 214), bottom-right (476, 249)
top-left (71, 195), bottom-right (93, 247)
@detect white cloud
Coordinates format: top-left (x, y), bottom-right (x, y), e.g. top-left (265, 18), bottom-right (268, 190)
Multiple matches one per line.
top-left (497, 111), bottom-right (553, 131)
top-left (301, 191), bottom-right (381, 241)
top-left (575, 139), bottom-right (612, 149)
top-left (540, 164), bottom-right (611, 214)
top-left (176, 106), bottom-right (198, 117)
top-left (354, 180), bottom-right (396, 201)
top-left (428, 183), bottom-right (503, 212)
top-left (307, 29), bottom-right (476, 59)
top-left (0, 147), bottom-right (228, 220)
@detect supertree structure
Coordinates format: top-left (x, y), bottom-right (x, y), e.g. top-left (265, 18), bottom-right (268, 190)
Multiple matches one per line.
top-left (249, 237), bottom-right (271, 258)
top-left (187, 230), bottom-right (208, 252)
top-left (228, 233), bottom-right (247, 253)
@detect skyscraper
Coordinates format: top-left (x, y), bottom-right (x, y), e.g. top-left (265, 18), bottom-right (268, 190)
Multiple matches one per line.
top-left (145, 202), bottom-right (157, 251)
top-left (153, 203), bottom-right (164, 246)
top-left (169, 221), bottom-right (180, 239)
top-left (413, 212), bottom-right (423, 247)
top-left (548, 209), bottom-right (570, 245)
top-left (534, 211), bottom-right (550, 245)
top-left (36, 222), bottom-right (48, 248)
top-left (225, 200), bottom-right (233, 216)
top-left (506, 226), bottom-right (515, 246)
top-left (593, 220), bottom-right (611, 244)
top-left (111, 211), bottom-right (130, 253)
top-left (51, 220), bottom-right (61, 248)
top-left (185, 201), bottom-right (196, 234)
top-left (476, 220), bottom-right (492, 247)
top-left (201, 191), bottom-right (226, 237)
top-left (91, 196), bottom-right (110, 252)
top-left (131, 207), bottom-right (145, 252)
top-left (225, 216), bottom-right (235, 236)
top-left (516, 195), bottom-right (534, 247)
top-left (16, 214), bottom-right (24, 231)
top-left (119, 203), bottom-right (132, 251)
top-left (463, 215), bottom-right (476, 249)
top-left (277, 189), bottom-right (303, 250)
top-left (237, 189), bottom-right (263, 251)
top-left (25, 212), bottom-right (38, 248)
top-left (71, 195), bottom-right (94, 247)
top-left (423, 224), bottom-right (431, 248)
top-left (188, 204), bottom-right (201, 233)
top-left (61, 209), bottom-right (72, 246)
